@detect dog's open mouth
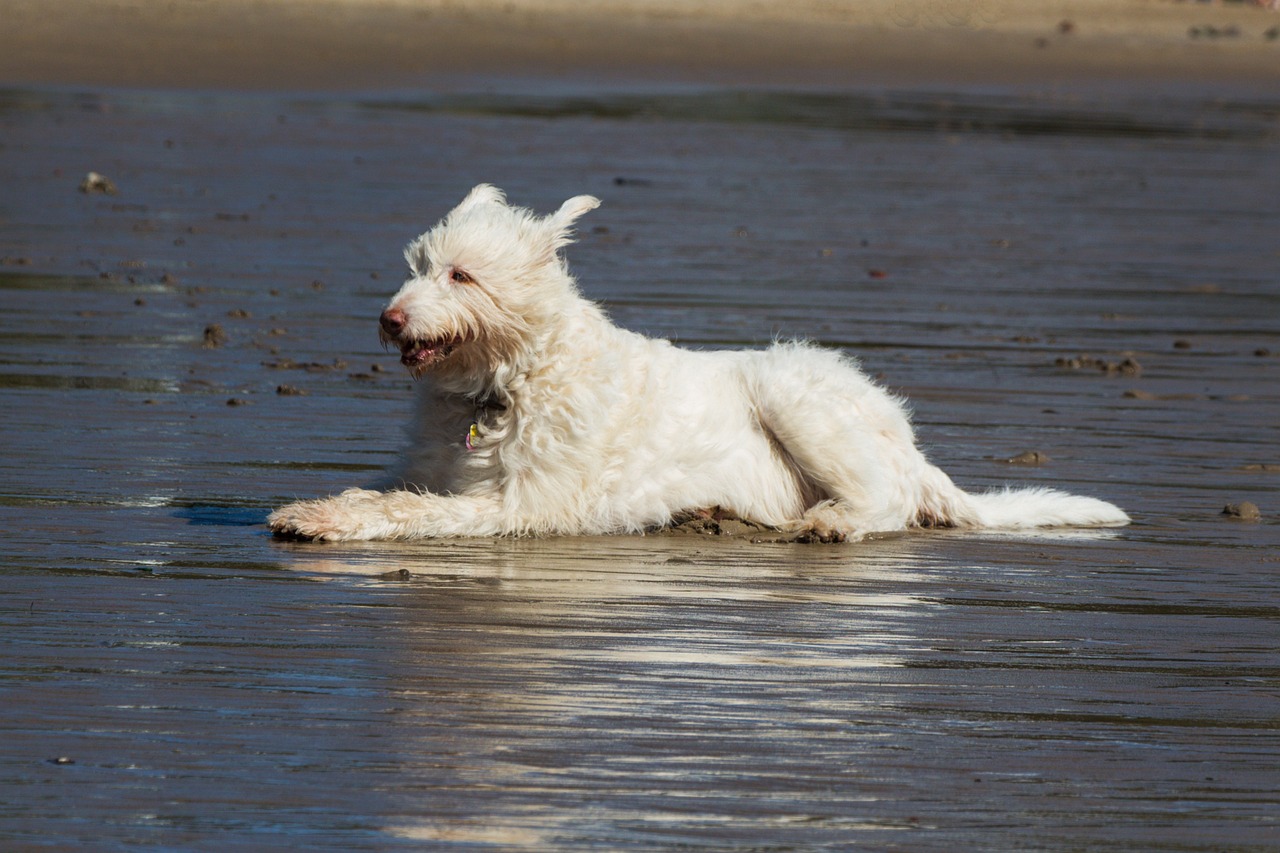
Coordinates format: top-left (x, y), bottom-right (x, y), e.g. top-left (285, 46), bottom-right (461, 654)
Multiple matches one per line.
top-left (398, 335), bottom-right (465, 370)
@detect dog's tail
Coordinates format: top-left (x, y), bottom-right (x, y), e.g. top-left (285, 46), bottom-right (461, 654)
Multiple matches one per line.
top-left (959, 486), bottom-right (1129, 529)
top-left (919, 466), bottom-right (1129, 530)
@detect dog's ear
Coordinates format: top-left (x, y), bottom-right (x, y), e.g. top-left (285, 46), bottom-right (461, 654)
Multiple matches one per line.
top-left (544, 194), bottom-right (601, 252)
top-left (455, 184), bottom-right (507, 213)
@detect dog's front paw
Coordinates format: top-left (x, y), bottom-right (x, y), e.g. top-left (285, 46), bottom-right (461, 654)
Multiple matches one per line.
top-left (268, 489), bottom-right (386, 541)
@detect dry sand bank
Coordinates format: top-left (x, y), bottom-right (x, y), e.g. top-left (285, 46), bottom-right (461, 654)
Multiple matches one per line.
top-left (2, 0), bottom-right (1279, 92)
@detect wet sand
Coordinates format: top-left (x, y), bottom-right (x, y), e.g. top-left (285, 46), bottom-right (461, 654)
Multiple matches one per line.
top-left (2, 3), bottom-right (1280, 850)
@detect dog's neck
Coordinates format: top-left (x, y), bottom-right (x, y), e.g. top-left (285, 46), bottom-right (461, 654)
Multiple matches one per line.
top-left (431, 348), bottom-right (532, 411)
top-left (465, 390), bottom-right (507, 413)
top-left (434, 301), bottom-right (598, 411)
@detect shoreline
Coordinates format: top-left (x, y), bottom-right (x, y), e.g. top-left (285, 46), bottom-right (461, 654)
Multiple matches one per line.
top-left (2, 0), bottom-right (1279, 95)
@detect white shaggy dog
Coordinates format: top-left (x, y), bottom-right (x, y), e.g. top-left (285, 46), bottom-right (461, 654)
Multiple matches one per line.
top-left (268, 184), bottom-right (1128, 542)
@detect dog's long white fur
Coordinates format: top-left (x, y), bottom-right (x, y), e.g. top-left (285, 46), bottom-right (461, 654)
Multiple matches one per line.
top-left (268, 185), bottom-right (1128, 542)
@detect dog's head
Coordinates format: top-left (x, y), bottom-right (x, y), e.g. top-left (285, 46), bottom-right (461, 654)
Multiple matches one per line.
top-left (379, 184), bottom-right (600, 383)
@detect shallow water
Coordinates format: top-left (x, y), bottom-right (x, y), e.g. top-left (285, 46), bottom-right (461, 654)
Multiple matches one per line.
top-left (1, 87), bottom-right (1277, 849)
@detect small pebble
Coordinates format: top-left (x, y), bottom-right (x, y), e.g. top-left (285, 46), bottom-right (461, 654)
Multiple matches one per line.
top-left (1222, 502), bottom-right (1261, 521)
top-left (202, 324), bottom-right (227, 348)
top-left (1005, 451), bottom-right (1050, 466)
top-left (78, 172), bottom-right (117, 194)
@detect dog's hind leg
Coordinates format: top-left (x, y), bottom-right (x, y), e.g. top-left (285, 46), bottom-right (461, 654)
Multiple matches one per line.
top-left (268, 488), bottom-right (506, 541)
top-left (744, 344), bottom-right (953, 542)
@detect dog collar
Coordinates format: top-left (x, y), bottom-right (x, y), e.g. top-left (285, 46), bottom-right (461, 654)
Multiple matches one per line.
top-left (466, 392), bottom-right (507, 413)
top-left (464, 394), bottom-right (505, 452)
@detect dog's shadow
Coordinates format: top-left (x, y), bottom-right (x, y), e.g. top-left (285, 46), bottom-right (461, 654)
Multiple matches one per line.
top-left (175, 504), bottom-right (271, 527)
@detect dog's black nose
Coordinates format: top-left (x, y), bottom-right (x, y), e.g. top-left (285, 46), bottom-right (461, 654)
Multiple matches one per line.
top-left (380, 307), bottom-right (407, 335)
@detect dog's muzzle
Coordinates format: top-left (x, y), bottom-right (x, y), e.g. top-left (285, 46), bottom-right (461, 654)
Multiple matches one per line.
top-left (379, 308), bottom-right (466, 373)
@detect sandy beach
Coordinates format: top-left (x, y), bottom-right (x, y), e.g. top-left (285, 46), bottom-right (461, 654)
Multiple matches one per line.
top-left (3, 0), bottom-right (1279, 92)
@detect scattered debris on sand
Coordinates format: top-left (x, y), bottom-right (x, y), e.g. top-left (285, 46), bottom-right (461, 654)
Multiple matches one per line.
top-left (654, 507), bottom-right (798, 542)
top-left (262, 357), bottom-right (349, 372)
top-left (1055, 354), bottom-right (1142, 376)
top-left (658, 507), bottom-right (769, 538)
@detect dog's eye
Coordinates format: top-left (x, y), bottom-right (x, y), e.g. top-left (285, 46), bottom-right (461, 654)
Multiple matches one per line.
top-left (449, 268), bottom-right (474, 285)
